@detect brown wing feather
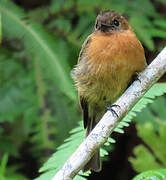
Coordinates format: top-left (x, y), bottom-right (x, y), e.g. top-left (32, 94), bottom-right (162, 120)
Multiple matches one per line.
top-left (78, 36), bottom-right (92, 63)
top-left (79, 96), bottom-right (89, 128)
top-left (78, 36), bottom-right (92, 129)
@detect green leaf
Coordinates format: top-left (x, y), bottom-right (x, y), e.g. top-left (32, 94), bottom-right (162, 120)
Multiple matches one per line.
top-left (133, 169), bottom-right (166, 180)
top-left (35, 122), bottom-right (88, 180)
top-left (129, 145), bottom-right (163, 172)
top-left (0, 13), bottom-right (2, 44)
top-left (150, 29), bottom-right (166, 38)
top-left (153, 19), bottom-right (166, 29)
top-left (0, 0), bottom-right (76, 100)
top-left (129, 121), bottom-right (166, 173)
top-left (137, 123), bottom-right (166, 166)
top-left (150, 96), bottom-right (166, 121)
top-left (50, 0), bottom-right (74, 13)
top-left (129, 16), bottom-right (154, 51)
top-left (128, 0), bottom-right (158, 18)
top-left (0, 153), bottom-right (8, 177)
top-left (131, 83), bottom-right (166, 114)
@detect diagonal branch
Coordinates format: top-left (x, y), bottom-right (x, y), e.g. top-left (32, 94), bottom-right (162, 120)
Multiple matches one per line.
top-left (52, 47), bottom-right (166, 180)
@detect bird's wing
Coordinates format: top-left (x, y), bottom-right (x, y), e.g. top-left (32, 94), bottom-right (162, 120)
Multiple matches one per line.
top-left (77, 36), bottom-right (92, 129)
top-left (79, 95), bottom-right (89, 129)
top-left (78, 36), bottom-right (92, 63)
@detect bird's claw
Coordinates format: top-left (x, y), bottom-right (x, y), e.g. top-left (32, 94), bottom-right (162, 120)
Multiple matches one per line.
top-left (106, 104), bottom-right (120, 117)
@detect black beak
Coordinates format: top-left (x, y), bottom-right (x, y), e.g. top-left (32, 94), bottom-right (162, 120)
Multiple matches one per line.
top-left (100, 23), bottom-right (113, 32)
top-left (101, 23), bottom-right (113, 28)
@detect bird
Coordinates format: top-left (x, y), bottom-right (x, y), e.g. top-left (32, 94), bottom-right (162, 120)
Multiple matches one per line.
top-left (71, 10), bottom-right (146, 172)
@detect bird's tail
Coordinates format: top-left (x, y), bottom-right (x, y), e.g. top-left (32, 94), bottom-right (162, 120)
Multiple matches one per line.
top-left (83, 114), bottom-right (101, 172)
top-left (82, 150), bottom-right (101, 172)
top-left (81, 102), bottom-right (103, 172)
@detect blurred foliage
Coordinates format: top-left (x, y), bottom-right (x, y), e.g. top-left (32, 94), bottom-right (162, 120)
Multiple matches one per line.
top-left (0, 0), bottom-right (166, 179)
top-left (129, 97), bottom-right (166, 178)
top-left (0, 153), bottom-right (29, 180)
top-left (0, 13), bottom-right (1, 44)
top-left (133, 169), bottom-right (166, 180)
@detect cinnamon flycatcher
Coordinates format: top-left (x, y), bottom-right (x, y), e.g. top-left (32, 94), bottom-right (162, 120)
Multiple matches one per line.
top-left (71, 10), bottom-right (146, 172)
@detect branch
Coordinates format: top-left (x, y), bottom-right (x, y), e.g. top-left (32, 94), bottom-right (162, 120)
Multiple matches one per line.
top-left (52, 47), bottom-right (166, 180)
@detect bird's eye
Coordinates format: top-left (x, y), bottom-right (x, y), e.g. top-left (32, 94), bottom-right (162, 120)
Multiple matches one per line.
top-left (96, 23), bottom-right (99, 29)
top-left (113, 19), bottom-right (119, 26)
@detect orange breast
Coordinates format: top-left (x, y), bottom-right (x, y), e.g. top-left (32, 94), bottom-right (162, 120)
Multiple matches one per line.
top-left (85, 30), bottom-right (146, 77)
top-left (78, 30), bottom-right (146, 104)
top-left (75, 30), bottom-right (146, 105)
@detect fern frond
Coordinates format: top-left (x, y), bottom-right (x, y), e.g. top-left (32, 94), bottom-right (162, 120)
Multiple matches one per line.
top-left (122, 83), bottom-right (166, 124)
top-left (129, 121), bottom-right (166, 172)
top-left (35, 122), bottom-right (89, 180)
top-left (0, 0), bottom-right (76, 100)
top-left (129, 95), bottom-right (166, 174)
top-left (133, 169), bottom-right (166, 180)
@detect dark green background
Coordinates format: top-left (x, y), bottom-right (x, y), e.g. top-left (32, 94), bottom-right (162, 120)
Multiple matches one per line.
top-left (0, 0), bottom-right (166, 179)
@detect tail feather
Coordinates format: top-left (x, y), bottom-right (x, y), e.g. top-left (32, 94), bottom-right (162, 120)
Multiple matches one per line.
top-left (82, 150), bottom-right (101, 172)
top-left (79, 98), bottom-right (102, 172)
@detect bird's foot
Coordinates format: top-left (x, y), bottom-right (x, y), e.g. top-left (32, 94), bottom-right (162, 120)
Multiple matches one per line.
top-left (127, 73), bottom-right (141, 88)
top-left (133, 73), bottom-right (141, 83)
top-left (106, 104), bottom-right (120, 117)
